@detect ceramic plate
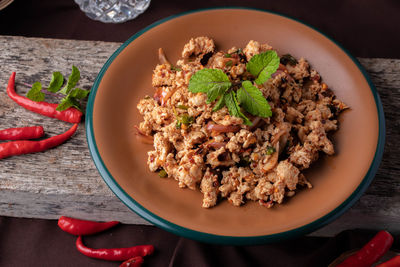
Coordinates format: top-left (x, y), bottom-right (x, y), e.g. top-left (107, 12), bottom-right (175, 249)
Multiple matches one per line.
top-left (86, 8), bottom-right (385, 245)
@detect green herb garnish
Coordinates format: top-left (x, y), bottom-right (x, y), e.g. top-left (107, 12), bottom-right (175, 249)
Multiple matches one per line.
top-left (47, 72), bottom-right (64, 93)
top-left (246, 50), bottom-right (280, 85)
top-left (59, 66), bottom-right (80, 95)
top-left (225, 60), bottom-right (233, 67)
top-left (26, 66), bottom-right (90, 112)
top-left (224, 90), bottom-right (252, 125)
top-left (266, 146), bottom-right (276, 155)
top-left (180, 114), bottom-right (194, 124)
top-left (237, 81), bottom-right (272, 117)
top-left (176, 113), bottom-right (194, 129)
top-left (188, 68), bottom-right (232, 104)
top-left (188, 51), bottom-right (279, 124)
top-left (26, 82), bottom-right (45, 102)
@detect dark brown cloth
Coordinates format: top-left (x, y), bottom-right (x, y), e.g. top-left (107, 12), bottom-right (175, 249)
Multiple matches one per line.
top-left (0, 0), bottom-right (399, 58)
top-left (0, 1), bottom-right (399, 266)
top-left (0, 216), bottom-right (399, 267)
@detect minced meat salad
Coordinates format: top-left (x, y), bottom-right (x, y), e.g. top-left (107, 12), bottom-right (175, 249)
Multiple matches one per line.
top-left (137, 37), bottom-right (348, 208)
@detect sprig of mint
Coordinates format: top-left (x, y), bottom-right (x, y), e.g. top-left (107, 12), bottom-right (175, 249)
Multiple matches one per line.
top-left (246, 50), bottom-right (280, 85)
top-left (188, 51), bottom-right (279, 125)
top-left (237, 81), bottom-right (272, 117)
top-left (224, 91), bottom-right (252, 125)
top-left (47, 72), bottom-right (64, 93)
top-left (26, 82), bottom-right (45, 102)
top-left (26, 66), bottom-right (90, 112)
top-left (188, 68), bottom-right (232, 104)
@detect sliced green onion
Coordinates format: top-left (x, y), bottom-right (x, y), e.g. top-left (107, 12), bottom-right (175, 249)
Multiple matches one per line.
top-left (266, 146), bottom-right (276, 155)
top-left (158, 169), bottom-right (168, 178)
top-left (171, 65), bottom-right (182, 71)
top-left (177, 104), bottom-right (189, 110)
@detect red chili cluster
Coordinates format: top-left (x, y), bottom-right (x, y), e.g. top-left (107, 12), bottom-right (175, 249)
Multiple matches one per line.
top-left (0, 72), bottom-right (79, 159)
top-left (58, 216), bottom-right (154, 267)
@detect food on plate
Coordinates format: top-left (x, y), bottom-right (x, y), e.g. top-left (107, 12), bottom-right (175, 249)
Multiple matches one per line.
top-left (137, 37), bottom-right (348, 208)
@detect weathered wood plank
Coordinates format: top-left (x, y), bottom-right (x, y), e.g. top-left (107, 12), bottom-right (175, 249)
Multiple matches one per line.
top-left (0, 36), bottom-right (399, 236)
top-left (0, 36), bottom-right (148, 225)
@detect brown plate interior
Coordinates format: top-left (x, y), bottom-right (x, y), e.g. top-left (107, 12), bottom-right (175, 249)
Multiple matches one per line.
top-left (92, 9), bottom-right (379, 237)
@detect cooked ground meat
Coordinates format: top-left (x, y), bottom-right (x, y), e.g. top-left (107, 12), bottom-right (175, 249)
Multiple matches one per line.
top-left (137, 37), bottom-right (348, 209)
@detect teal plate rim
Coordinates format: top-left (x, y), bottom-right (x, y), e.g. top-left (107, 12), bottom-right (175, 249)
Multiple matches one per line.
top-left (85, 7), bottom-right (386, 245)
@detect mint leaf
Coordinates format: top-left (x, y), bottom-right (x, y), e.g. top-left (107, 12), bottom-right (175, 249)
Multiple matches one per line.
top-left (57, 96), bottom-right (82, 111)
top-left (188, 68), bottom-right (231, 103)
top-left (212, 96), bottom-right (225, 112)
top-left (27, 82), bottom-right (45, 102)
top-left (237, 81), bottom-right (272, 118)
top-left (224, 91), bottom-right (251, 125)
top-left (68, 97), bottom-right (82, 111)
top-left (60, 65), bottom-right (80, 95)
top-left (56, 96), bottom-right (73, 111)
top-left (246, 50), bottom-right (280, 85)
top-left (69, 88), bottom-right (90, 99)
top-left (47, 72), bottom-right (64, 93)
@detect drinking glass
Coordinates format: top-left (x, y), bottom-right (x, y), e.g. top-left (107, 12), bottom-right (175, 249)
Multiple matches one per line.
top-left (74, 0), bottom-right (150, 23)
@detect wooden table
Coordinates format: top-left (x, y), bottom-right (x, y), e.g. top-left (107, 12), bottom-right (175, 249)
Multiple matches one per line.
top-left (0, 36), bottom-right (399, 237)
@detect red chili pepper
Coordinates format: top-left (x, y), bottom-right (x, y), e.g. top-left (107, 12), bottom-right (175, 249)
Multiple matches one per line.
top-left (0, 126), bottom-right (44, 140)
top-left (58, 216), bottom-right (119, 236)
top-left (337, 230), bottom-right (394, 267)
top-left (376, 255), bottom-right (400, 267)
top-left (76, 236), bottom-right (154, 261)
top-left (119, 256), bottom-right (144, 267)
top-left (0, 123), bottom-right (78, 159)
top-left (6, 72), bottom-right (82, 123)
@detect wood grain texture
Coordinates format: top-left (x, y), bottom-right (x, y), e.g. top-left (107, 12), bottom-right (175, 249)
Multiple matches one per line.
top-left (0, 36), bottom-right (399, 236)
